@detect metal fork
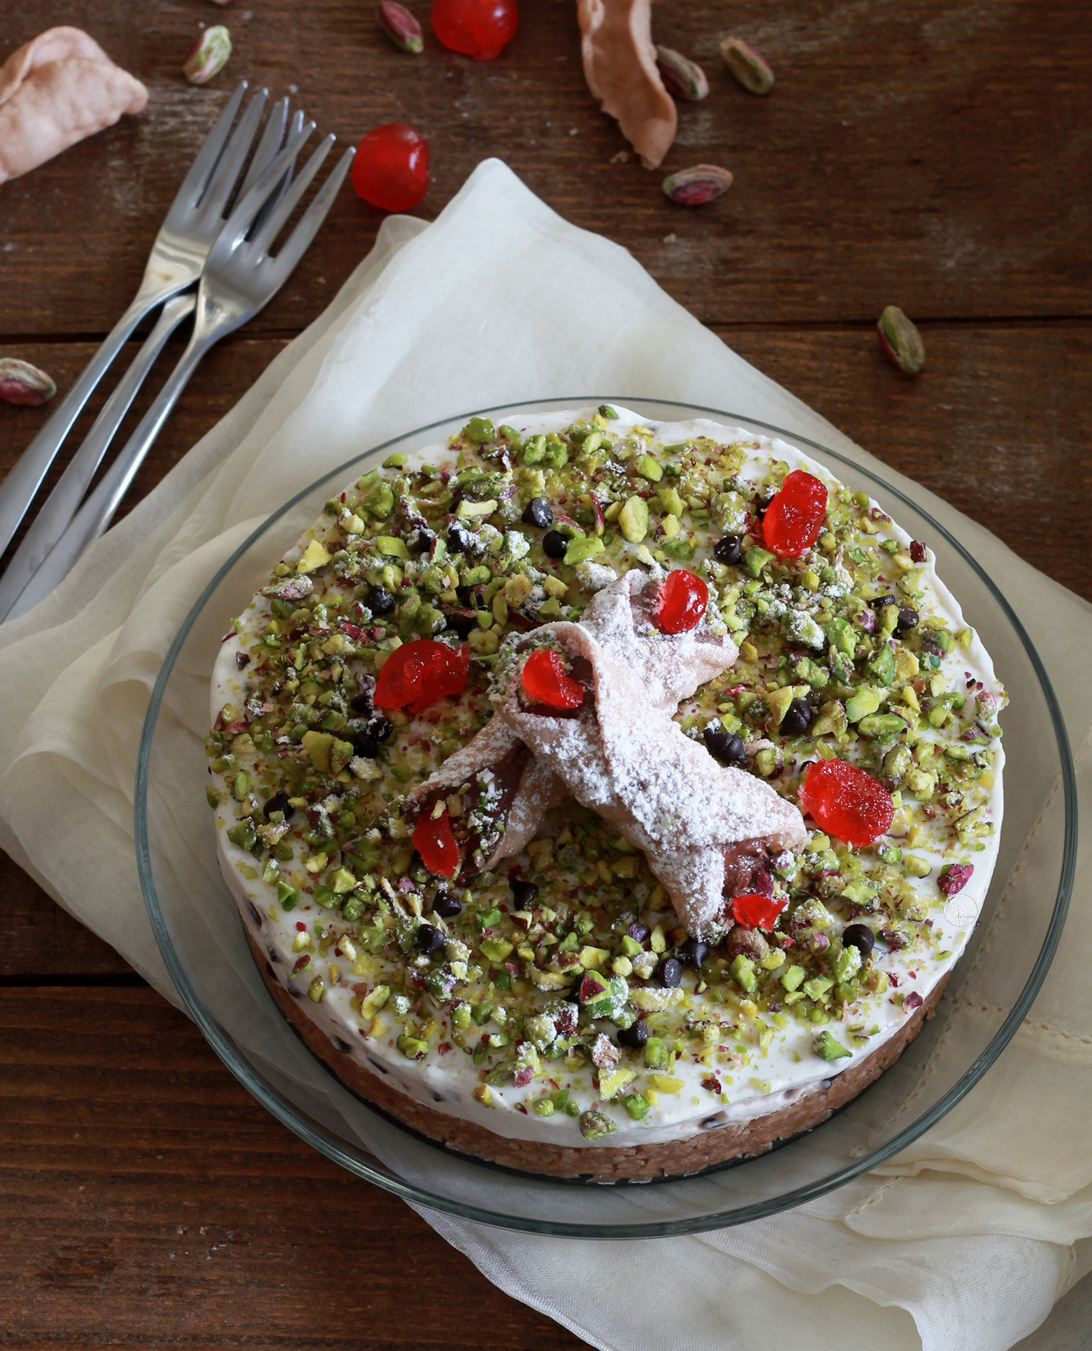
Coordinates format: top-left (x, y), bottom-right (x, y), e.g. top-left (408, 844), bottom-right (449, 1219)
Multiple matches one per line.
top-left (5, 126), bottom-right (355, 622)
top-left (0, 81), bottom-right (282, 561)
top-left (0, 98), bottom-right (306, 622)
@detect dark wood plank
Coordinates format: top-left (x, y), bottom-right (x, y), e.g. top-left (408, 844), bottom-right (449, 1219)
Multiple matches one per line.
top-left (0, 986), bottom-right (590, 1350)
top-left (0, 853), bottom-right (132, 980)
top-left (1, 0), bottom-right (1090, 336)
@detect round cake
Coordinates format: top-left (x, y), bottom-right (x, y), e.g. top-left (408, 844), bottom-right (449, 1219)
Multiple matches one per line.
top-left (206, 405), bottom-right (1005, 1181)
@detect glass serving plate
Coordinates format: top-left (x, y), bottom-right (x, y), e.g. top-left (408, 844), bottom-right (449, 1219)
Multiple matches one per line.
top-left (136, 397), bottom-right (1075, 1238)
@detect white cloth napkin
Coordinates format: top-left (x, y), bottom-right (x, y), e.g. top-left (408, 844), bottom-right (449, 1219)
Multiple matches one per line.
top-left (1, 159), bottom-right (1089, 1351)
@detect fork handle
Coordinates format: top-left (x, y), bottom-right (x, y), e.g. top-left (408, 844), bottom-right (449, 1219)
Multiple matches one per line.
top-left (0, 292), bottom-right (197, 623)
top-left (4, 328), bottom-right (215, 623)
top-left (0, 293), bottom-right (159, 560)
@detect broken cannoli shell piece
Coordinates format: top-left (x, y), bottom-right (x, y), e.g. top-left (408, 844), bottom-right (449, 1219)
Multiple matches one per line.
top-left (0, 27), bottom-right (148, 186)
top-left (403, 718), bottom-right (567, 877)
top-left (575, 0), bottom-right (677, 169)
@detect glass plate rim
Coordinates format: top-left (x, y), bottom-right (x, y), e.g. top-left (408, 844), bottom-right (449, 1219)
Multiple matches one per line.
top-left (135, 396), bottom-right (1077, 1239)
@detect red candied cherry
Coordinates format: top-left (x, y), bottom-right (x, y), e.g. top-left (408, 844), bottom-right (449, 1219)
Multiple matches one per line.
top-left (730, 892), bottom-right (787, 933)
top-left (412, 808), bottom-right (460, 878)
top-left (431, 0), bottom-right (518, 60)
top-left (352, 124), bottom-right (430, 212)
top-left (798, 758), bottom-right (894, 848)
top-left (762, 470), bottom-right (828, 559)
top-left (373, 639), bottom-right (469, 714)
top-left (653, 569), bottom-right (709, 635)
top-left (521, 648), bottom-right (584, 710)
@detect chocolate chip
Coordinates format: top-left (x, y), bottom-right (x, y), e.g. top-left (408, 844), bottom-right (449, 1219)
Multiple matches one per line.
top-left (365, 585), bottom-right (395, 616)
top-left (445, 611), bottom-right (478, 639)
top-left (780, 699), bottom-right (813, 737)
top-left (713, 534), bottom-right (742, 565)
top-left (677, 938), bottom-right (708, 971)
top-left (618, 1020), bottom-right (648, 1049)
top-left (366, 716), bottom-right (394, 744)
top-left (262, 790), bottom-right (294, 821)
top-left (627, 922), bottom-right (651, 945)
top-left (416, 924), bottom-right (446, 956)
top-left (521, 497), bottom-right (554, 529)
top-left (407, 527), bottom-right (436, 555)
top-left (349, 690), bottom-right (373, 715)
top-left (510, 878), bottom-right (539, 907)
top-left (842, 923), bottom-right (875, 958)
top-left (542, 529), bottom-right (567, 559)
top-left (704, 726), bottom-right (747, 768)
top-left (431, 887), bottom-right (462, 918)
top-left (895, 606), bottom-right (919, 634)
top-left (870, 594), bottom-right (897, 609)
top-left (349, 729), bottom-right (377, 759)
top-left (235, 651), bottom-right (251, 669)
top-left (661, 957), bottom-right (682, 988)
top-left (447, 522), bottom-right (473, 554)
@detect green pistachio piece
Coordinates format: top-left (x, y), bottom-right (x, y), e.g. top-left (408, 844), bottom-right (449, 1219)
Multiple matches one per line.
top-left (814, 1030), bottom-right (853, 1061)
top-left (858, 713), bottom-right (906, 741)
top-left (462, 416), bottom-right (495, 444)
top-left (730, 954), bottom-right (757, 993)
top-left (579, 1110), bottom-right (618, 1141)
top-left (563, 535), bottom-right (606, 566)
top-left (618, 494), bottom-right (650, 543)
top-left (622, 1093), bottom-right (651, 1121)
top-left (634, 454), bottom-right (664, 482)
top-left (745, 546), bottom-right (774, 578)
top-left (375, 534), bottom-right (409, 558)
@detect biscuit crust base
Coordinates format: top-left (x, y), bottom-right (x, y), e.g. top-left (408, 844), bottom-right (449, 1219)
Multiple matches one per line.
top-left (248, 929), bottom-right (947, 1182)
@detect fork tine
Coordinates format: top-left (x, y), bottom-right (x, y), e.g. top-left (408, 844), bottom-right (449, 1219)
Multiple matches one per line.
top-left (237, 95), bottom-right (289, 202)
top-left (269, 145), bottom-right (355, 277)
top-left (174, 82), bottom-right (248, 210)
top-left (249, 134), bottom-right (335, 256)
top-left (199, 87), bottom-right (269, 217)
top-left (221, 121), bottom-right (317, 241)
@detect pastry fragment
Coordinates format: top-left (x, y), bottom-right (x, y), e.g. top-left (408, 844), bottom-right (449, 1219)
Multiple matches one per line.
top-left (403, 717), bottom-right (568, 874)
top-left (0, 28), bottom-right (148, 186)
top-left (493, 621), bottom-right (807, 938)
top-left (575, 0), bottom-right (676, 168)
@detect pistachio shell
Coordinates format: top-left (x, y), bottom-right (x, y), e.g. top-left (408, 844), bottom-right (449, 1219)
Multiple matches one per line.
top-left (654, 46), bottom-right (709, 101)
top-left (720, 36), bottom-right (774, 95)
top-left (0, 357), bottom-right (56, 406)
top-left (661, 163), bottom-right (733, 206)
top-left (377, 1), bottom-right (424, 52)
top-left (877, 305), bottom-right (926, 374)
top-left (183, 25), bottom-right (232, 84)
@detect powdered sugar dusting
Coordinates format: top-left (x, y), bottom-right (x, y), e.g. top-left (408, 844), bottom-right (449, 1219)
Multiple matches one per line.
top-left (495, 594), bottom-right (807, 937)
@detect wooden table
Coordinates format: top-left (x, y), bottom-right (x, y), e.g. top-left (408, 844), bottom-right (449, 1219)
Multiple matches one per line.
top-left (2, 3), bottom-right (1089, 1345)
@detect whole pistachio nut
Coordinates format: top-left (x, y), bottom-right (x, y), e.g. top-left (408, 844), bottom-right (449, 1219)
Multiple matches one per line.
top-left (662, 163), bottom-right (734, 206)
top-left (183, 25), bottom-right (233, 84)
top-left (877, 305), bottom-right (926, 375)
top-left (378, 1), bottom-right (424, 53)
top-left (655, 46), bottom-right (709, 101)
top-left (720, 36), bottom-right (774, 95)
top-left (0, 358), bottom-right (57, 407)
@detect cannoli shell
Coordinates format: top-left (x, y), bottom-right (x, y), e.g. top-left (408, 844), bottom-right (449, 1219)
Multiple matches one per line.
top-left (0, 27), bottom-right (148, 186)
